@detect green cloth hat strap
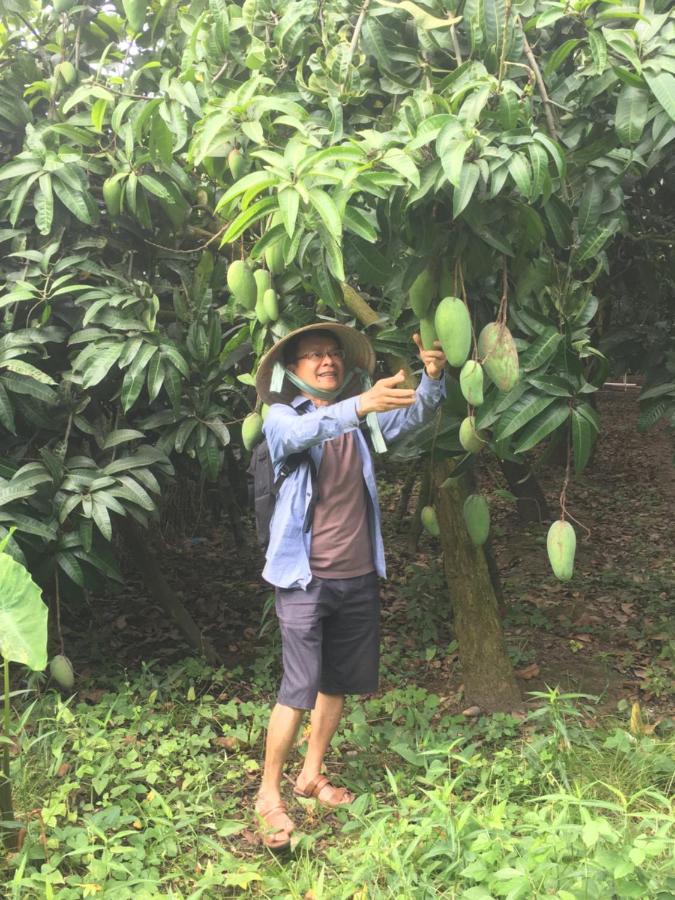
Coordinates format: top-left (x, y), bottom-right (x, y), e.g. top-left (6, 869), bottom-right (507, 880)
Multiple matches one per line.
top-left (270, 362), bottom-right (387, 454)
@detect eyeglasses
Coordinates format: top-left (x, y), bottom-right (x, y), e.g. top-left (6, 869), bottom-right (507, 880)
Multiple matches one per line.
top-left (294, 349), bottom-right (345, 363)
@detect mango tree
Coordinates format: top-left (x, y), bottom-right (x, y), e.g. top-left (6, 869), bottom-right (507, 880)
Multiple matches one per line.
top-left (0, 0), bottom-right (673, 708)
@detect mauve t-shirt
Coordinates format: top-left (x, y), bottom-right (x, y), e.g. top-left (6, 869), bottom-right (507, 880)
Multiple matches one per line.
top-left (309, 431), bottom-right (374, 578)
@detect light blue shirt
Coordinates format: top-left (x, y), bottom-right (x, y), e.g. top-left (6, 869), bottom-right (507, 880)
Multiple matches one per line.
top-left (262, 371), bottom-right (446, 589)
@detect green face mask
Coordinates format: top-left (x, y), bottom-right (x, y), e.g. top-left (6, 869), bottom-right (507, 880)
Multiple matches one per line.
top-left (270, 361), bottom-right (387, 453)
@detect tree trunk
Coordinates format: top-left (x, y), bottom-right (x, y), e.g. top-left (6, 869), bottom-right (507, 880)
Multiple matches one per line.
top-left (342, 282), bottom-right (521, 711)
top-left (434, 460), bottom-right (521, 711)
top-left (393, 469), bottom-right (417, 532)
top-left (119, 519), bottom-right (219, 665)
top-left (498, 458), bottom-right (550, 523)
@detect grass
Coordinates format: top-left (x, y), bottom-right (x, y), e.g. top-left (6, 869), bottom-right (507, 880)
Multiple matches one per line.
top-left (1, 651), bottom-right (673, 899)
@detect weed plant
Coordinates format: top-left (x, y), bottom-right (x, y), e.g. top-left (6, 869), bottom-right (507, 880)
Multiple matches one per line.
top-left (1, 655), bottom-right (673, 899)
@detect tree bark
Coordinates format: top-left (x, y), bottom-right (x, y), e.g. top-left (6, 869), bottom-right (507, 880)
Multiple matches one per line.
top-left (498, 458), bottom-right (550, 523)
top-left (342, 282), bottom-right (521, 711)
top-left (408, 467), bottom-right (430, 553)
top-left (119, 518), bottom-right (219, 665)
top-left (434, 460), bottom-right (521, 711)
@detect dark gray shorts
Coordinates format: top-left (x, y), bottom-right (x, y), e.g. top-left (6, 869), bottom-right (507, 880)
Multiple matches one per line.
top-left (275, 572), bottom-right (380, 710)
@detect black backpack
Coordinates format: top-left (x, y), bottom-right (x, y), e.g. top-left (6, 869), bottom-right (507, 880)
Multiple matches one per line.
top-left (247, 440), bottom-right (316, 549)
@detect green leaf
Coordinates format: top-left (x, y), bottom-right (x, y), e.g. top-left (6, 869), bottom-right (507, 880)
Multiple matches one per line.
top-left (81, 343), bottom-right (124, 389)
top-left (615, 85), bottom-right (650, 144)
top-left (572, 407), bottom-right (595, 473)
top-left (382, 149), bottom-right (420, 188)
top-left (519, 329), bottom-right (563, 371)
top-left (57, 552), bottom-right (85, 587)
top-left (495, 393), bottom-right (557, 440)
top-left (147, 352), bottom-right (165, 402)
top-left (508, 153), bottom-right (532, 199)
top-left (533, 132), bottom-right (566, 179)
top-left (343, 206), bottom-right (377, 242)
top-left (453, 162), bottom-right (480, 218)
top-left (0, 381), bottom-right (15, 434)
top-left (0, 360), bottom-right (55, 384)
top-left (220, 196), bottom-right (278, 245)
top-left (308, 188), bottom-right (342, 240)
top-left (215, 171), bottom-right (278, 212)
top-left (577, 179), bottom-right (604, 233)
top-left (91, 497), bottom-right (112, 540)
top-left (52, 179), bottom-right (93, 225)
top-left (513, 402), bottom-right (570, 453)
top-left (544, 39), bottom-right (580, 76)
top-left (587, 29), bottom-right (607, 74)
top-left (0, 548), bottom-right (48, 669)
top-left (139, 174), bottom-right (174, 203)
top-left (34, 174), bottom-right (53, 235)
top-left (574, 224), bottom-right (616, 262)
top-left (526, 374), bottom-right (573, 397)
top-left (639, 381), bottom-right (675, 401)
top-left (441, 139), bottom-right (472, 188)
top-left (101, 429), bottom-right (146, 450)
top-left (0, 157), bottom-right (41, 181)
top-left (643, 69), bottom-right (675, 122)
top-left (278, 186), bottom-right (300, 236)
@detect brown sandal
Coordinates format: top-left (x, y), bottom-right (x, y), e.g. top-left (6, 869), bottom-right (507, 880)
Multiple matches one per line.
top-left (256, 801), bottom-right (294, 851)
top-left (293, 774), bottom-right (355, 808)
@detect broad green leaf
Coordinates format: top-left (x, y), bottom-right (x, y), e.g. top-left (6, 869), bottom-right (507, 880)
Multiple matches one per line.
top-left (544, 39), bottom-right (580, 76)
top-left (441, 139), bottom-right (472, 188)
top-left (0, 381), bottom-right (15, 434)
top-left (220, 196), bottom-right (278, 245)
top-left (514, 402), bottom-right (570, 453)
top-left (0, 549), bottom-right (48, 670)
top-left (382, 149), bottom-right (420, 187)
top-left (278, 186), bottom-right (300, 236)
top-left (308, 188), bottom-right (342, 240)
top-left (34, 174), bottom-right (53, 235)
top-left (101, 429), bottom-right (145, 449)
top-left (146, 353), bottom-right (165, 402)
top-left (0, 158), bottom-right (42, 181)
top-left (577, 179), bottom-right (604, 233)
top-left (52, 179), bottom-right (93, 225)
top-left (495, 393), bottom-right (556, 440)
top-left (574, 224), bottom-right (616, 262)
top-left (519, 329), bottom-right (563, 371)
top-left (81, 344), bottom-right (124, 389)
top-left (343, 206), bottom-right (377, 242)
top-left (639, 381), bottom-right (675, 401)
top-left (526, 374), bottom-right (573, 397)
top-left (533, 132), bottom-right (566, 179)
top-left (453, 162), bottom-right (480, 218)
top-left (643, 69), bottom-right (675, 122)
top-left (215, 171), bottom-right (278, 212)
top-left (615, 85), bottom-right (649, 144)
top-left (57, 552), bottom-right (85, 587)
top-left (572, 407), bottom-right (595, 473)
top-left (508, 153), bottom-right (532, 199)
top-left (587, 29), bottom-right (607, 74)
top-left (139, 174), bottom-right (174, 203)
top-left (0, 360), bottom-right (55, 384)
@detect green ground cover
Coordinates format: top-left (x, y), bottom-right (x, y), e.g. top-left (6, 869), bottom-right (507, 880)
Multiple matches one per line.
top-left (2, 646), bottom-right (673, 899)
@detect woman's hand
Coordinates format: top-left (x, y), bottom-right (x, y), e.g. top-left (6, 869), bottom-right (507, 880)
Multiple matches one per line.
top-left (412, 333), bottom-right (446, 380)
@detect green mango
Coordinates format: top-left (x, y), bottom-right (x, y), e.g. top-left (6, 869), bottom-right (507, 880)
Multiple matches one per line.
top-left (459, 415), bottom-right (486, 454)
top-left (228, 148), bottom-right (246, 180)
top-left (435, 296), bottom-right (472, 367)
top-left (459, 360), bottom-right (484, 406)
top-left (49, 654), bottom-right (74, 690)
top-left (254, 268), bottom-right (272, 305)
top-left (102, 177), bottom-right (123, 217)
top-left (463, 494), bottom-right (490, 546)
top-left (421, 505), bottom-right (440, 537)
top-left (546, 520), bottom-right (576, 581)
top-left (255, 293), bottom-right (270, 325)
top-left (265, 239), bottom-right (285, 276)
top-left (409, 267), bottom-right (435, 317)
top-left (53, 0), bottom-right (76, 12)
top-left (227, 260), bottom-right (256, 310)
top-left (477, 322), bottom-right (520, 392)
top-left (242, 412), bottom-right (263, 450)
top-left (261, 403), bottom-right (270, 421)
top-left (263, 288), bottom-right (279, 322)
top-left (419, 315), bottom-right (438, 350)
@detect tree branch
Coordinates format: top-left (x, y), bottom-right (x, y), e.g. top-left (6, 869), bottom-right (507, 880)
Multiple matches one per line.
top-left (518, 17), bottom-right (559, 141)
